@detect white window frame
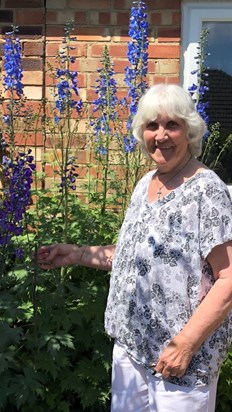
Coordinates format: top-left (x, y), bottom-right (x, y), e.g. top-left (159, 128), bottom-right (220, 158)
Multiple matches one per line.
top-left (181, 2), bottom-right (232, 192)
top-left (181, 2), bottom-right (232, 91)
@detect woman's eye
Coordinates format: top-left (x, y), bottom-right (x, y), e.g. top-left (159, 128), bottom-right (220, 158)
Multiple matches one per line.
top-left (167, 121), bottom-right (178, 128)
top-left (146, 122), bottom-right (157, 130)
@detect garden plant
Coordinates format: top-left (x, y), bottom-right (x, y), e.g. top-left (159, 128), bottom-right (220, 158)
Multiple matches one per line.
top-left (0, 1), bottom-right (231, 411)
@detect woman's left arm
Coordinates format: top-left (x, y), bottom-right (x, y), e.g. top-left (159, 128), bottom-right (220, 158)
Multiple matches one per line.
top-left (155, 240), bottom-right (232, 379)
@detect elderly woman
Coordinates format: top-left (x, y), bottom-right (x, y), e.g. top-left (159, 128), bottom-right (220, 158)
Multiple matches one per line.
top-left (37, 84), bottom-right (232, 412)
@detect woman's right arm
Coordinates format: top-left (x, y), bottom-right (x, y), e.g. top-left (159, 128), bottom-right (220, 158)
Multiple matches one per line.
top-left (36, 244), bottom-right (116, 271)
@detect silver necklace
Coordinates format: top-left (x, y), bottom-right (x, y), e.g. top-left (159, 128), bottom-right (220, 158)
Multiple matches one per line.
top-left (155, 155), bottom-right (192, 201)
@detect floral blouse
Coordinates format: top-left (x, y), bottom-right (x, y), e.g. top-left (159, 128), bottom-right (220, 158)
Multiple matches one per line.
top-left (104, 169), bottom-right (232, 387)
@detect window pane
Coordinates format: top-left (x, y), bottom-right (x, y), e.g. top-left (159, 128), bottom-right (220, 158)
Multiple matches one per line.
top-left (202, 21), bottom-right (232, 130)
top-left (202, 22), bottom-right (232, 184)
top-left (203, 22), bottom-right (232, 76)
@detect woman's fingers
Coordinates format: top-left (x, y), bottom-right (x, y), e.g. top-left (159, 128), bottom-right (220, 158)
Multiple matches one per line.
top-left (36, 245), bottom-right (58, 264)
top-left (155, 335), bottom-right (194, 379)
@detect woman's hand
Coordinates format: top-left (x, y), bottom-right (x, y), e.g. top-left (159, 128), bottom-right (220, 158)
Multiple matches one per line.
top-left (155, 334), bottom-right (194, 379)
top-left (36, 244), bottom-right (80, 269)
top-left (36, 244), bottom-right (115, 271)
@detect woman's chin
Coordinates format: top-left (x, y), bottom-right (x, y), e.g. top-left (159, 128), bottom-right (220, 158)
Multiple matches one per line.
top-left (152, 151), bottom-right (174, 169)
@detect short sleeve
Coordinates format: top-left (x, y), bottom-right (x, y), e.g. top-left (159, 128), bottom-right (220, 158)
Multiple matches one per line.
top-left (199, 184), bottom-right (232, 259)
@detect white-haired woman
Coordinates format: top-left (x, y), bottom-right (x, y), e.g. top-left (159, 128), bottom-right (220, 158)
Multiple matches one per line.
top-left (37, 84), bottom-right (232, 412)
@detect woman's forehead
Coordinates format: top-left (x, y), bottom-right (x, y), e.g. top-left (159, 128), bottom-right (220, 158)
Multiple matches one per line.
top-left (144, 111), bottom-right (182, 122)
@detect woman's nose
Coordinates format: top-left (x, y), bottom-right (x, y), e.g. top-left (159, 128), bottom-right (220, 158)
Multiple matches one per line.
top-left (155, 126), bottom-right (167, 141)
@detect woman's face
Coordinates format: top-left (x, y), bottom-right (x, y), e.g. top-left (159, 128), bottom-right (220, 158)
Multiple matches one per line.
top-left (143, 114), bottom-right (190, 173)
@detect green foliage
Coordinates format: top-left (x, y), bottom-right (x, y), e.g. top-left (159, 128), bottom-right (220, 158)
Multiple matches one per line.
top-left (200, 122), bottom-right (232, 183)
top-left (216, 348), bottom-right (232, 412)
top-left (0, 195), bottom-right (119, 411)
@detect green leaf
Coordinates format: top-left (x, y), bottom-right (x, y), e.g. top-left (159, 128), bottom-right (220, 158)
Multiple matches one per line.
top-left (0, 323), bottom-right (23, 350)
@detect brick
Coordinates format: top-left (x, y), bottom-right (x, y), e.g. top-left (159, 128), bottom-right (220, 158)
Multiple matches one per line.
top-left (45, 72), bottom-right (56, 87)
top-left (148, 45), bottom-right (180, 59)
top-left (23, 71), bottom-right (43, 85)
top-left (43, 177), bottom-right (55, 189)
top-left (172, 11), bottom-right (181, 25)
top-left (46, 26), bottom-right (67, 40)
top-left (77, 73), bottom-right (86, 88)
top-left (157, 60), bottom-right (180, 75)
top-left (99, 12), bottom-right (111, 26)
top-left (86, 88), bottom-right (98, 102)
top-left (78, 59), bottom-right (101, 73)
top-left (1, 25), bottom-right (43, 37)
top-left (23, 41), bottom-right (44, 56)
top-left (150, 75), bottom-right (166, 85)
top-left (153, 0), bottom-right (181, 9)
top-left (90, 44), bottom-right (105, 57)
top-left (76, 166), bottom-right (89, 179)
top-left (68, 0), bottom-right (110, 8)
top-left (69, 43), bottom-right (88, 57)
top-left (22, 57), bottom-right (43, 70)
top-left (46, 0), bottom-right (67, 8)
top-left (75, 27), bottom-right (110, 42)
top-left (45, 164), bottom-right (59, 177)
top-left (44, 83), bottom-right (56, 101)
top-left (166, 77), bottom-right (180, 85)
top-left (88, 11), bottom-right (99, 25)
top-left (113, 59), bottom-right (128, 73)
top-left (46, 57), bottom-right (59, 71)
top-left (0, 10), bottom-right (14, 23)
top-left (161, 11), bottom-right (173, 26)
top-left (46, 11), bottom-right (57, 23)
top-left (89, 72), bottom-right (104, 88)
top-left (56, 9), bottom-right (78, 24)
top-left (112, 29), bottom-right (130, 42)
top-left (2, 89), bottom-right (21, 99)
top-left (148, 60), bottom-right (157, 74)
top-left (14, 132), bottom-right (44, 146)
top-left (73, 11), bottom-right (87, 25)
top-left (150, 12), bottom-right (162, 25)
top-left (109, 44), bottom-right (128, 58)
top-left (5, 0), bottom-right (44, 6)
top-left (117, 12), bottom-right (129, 26)
top-left (151, 75), bottom-right (180, 86)
top-left (113, 73), bottom-right (126, 88)
top-left (157, 28), bottom-right (181, 42)
top-left (76, 150), bottom-right (88, 164)
top-left (24, 85), bottom-right (43, 100)
top-left (32, 148), bottom-right (42, 162)
top-left (113, 0), bottom-right (131, 9)
top-left (21, 101), bottom-right (43, 117)
top-left (16, 9), bottom-right (44, 24)
top-left (0, 42), bottom-right (4, 56)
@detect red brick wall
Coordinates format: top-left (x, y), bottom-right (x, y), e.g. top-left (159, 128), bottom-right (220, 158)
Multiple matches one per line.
top-left (0, 0), bottom-right (181, 190)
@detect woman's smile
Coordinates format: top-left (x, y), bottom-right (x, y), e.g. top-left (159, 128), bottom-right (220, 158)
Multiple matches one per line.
top-left (143, 114), bottom-right (190, 172)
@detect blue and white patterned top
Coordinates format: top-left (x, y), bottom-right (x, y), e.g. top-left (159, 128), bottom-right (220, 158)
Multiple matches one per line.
top-left (104, 169), bottom-right (232, 387)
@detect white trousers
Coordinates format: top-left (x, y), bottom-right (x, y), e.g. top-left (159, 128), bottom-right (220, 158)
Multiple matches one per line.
top-left (111, 341), bottom-right (218, 412)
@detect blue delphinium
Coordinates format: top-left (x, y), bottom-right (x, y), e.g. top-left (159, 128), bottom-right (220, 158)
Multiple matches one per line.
top-left (0, 148), bottom-right (35, 258)
top-left (52, 20), bottom-right (83, 194)
top-left (59, 156), bottom-right (79, 192)
top-left (2, 27), bottom-right (25, 147)
top-left (91, 45), bottom-right (118, 156)
top-left (123, 0), bottom-right (149, 152)
top-left (55, 69), bottom-right (83, 116)
top-left (188, 29), bottom-right (210, 131)
top-left (1, 27), bottom-right (36, 266)
top-left (54, 20), bottom-right (83, 121)
top-left (3, 27), bottom-right (24, 97)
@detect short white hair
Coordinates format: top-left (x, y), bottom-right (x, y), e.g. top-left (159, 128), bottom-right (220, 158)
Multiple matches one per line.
top-left (132, 84), bottom-right (207, 157)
